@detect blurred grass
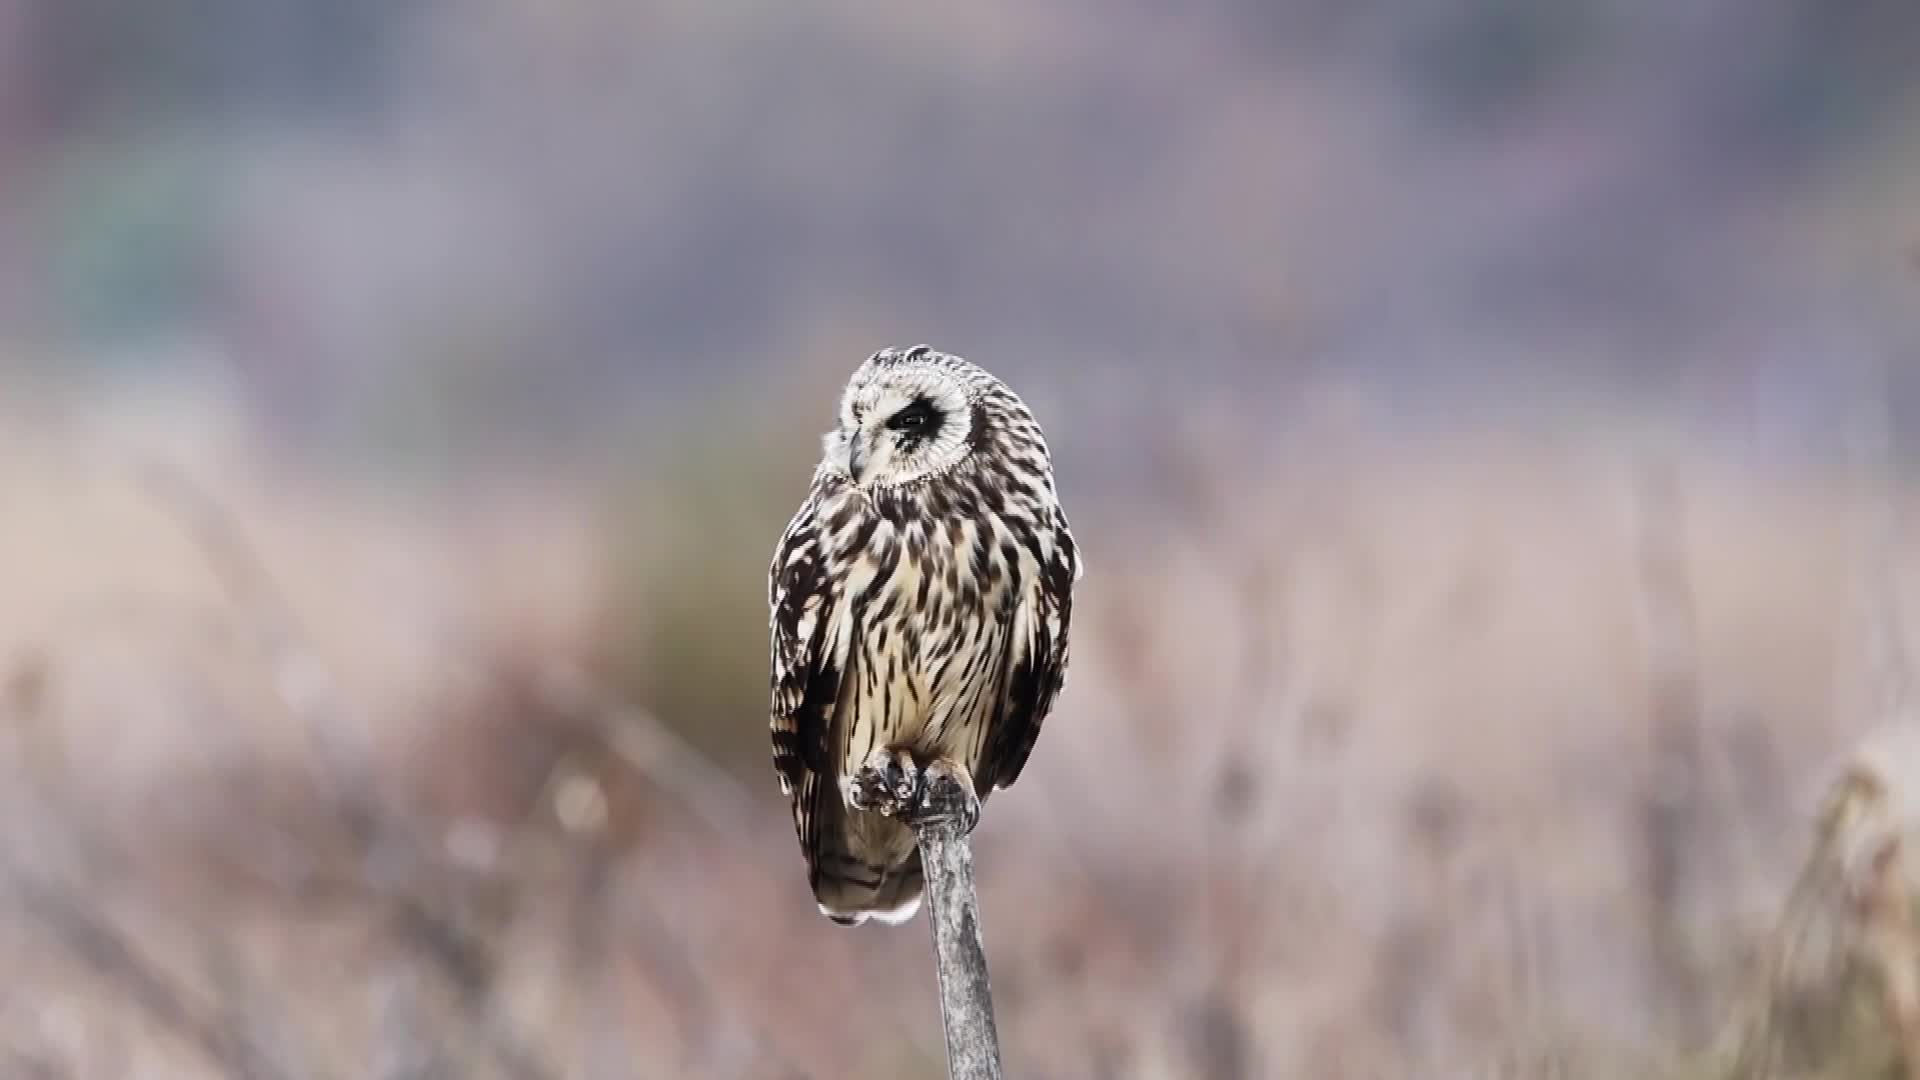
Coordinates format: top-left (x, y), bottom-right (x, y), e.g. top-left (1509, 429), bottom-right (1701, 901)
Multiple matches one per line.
top-left (0, 377), bottom-right (1916, 1077)
top-left (592, 387), bottom-right (828, 775)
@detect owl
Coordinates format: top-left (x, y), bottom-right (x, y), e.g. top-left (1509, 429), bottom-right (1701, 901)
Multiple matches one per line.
top-left (767, 345), bottom-right (1081, 926)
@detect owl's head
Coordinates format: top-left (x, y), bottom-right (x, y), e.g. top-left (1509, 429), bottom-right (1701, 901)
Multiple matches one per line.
top-left (820, 345), bottom-right (994, 490)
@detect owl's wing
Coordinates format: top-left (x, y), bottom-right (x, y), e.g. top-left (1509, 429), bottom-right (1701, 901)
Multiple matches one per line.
top-left (768, 481), bottom-right (843, 804)
top-left (982, 506), bottom-right (1081, 793)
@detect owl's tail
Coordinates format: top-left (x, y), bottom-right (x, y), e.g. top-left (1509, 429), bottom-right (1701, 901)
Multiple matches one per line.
top-left (799, 773), bottom-right (925, 926)
top-left (812, 849), bottom-right (924, 926)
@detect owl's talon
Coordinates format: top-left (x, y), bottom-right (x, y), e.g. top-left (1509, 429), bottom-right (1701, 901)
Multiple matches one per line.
top-left (849, 746), bottom-right (920, 817)
top-left (904, 759), bottom-right (980, 835)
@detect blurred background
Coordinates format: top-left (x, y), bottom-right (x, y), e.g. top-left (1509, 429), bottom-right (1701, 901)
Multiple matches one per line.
top-left (3, 1), bottom-right (1920, 1077)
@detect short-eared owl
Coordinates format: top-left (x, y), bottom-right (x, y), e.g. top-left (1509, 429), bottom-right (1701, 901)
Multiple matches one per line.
top-left (768, 345), bottom-right (1081, 926)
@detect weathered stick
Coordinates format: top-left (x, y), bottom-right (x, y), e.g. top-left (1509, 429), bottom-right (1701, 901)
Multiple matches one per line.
top-left (911, 787), bottom-right (1005, 1080)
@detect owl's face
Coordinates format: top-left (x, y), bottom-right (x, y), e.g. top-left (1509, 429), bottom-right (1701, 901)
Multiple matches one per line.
top-left (822, 350), bottom-right (976, 490)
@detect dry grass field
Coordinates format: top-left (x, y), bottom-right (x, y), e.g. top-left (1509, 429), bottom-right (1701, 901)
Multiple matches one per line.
top-left (0, 375), bottom-right (1915, 1079)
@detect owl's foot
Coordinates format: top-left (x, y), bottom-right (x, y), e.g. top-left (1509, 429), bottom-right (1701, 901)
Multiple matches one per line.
top-left (848, 746), bottom-right (920, 817)
top-left (903, 758), bottom-right (980, 836)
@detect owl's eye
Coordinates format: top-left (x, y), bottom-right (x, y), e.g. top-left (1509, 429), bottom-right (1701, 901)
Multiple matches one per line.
top-left (887, 400), bottom-right (939, 433)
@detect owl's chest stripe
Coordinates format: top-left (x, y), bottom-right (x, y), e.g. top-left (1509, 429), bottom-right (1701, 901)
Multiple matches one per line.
top-left (835, 548), bottom-right (1017, 768)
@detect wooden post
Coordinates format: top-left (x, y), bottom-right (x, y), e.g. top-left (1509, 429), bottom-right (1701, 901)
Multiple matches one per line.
top-left (911, 784), bottom-right (1004, 1080)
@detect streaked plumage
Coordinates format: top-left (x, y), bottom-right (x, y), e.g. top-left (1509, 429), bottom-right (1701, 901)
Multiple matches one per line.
top-left (767, 344), bottom-right (1081, 926)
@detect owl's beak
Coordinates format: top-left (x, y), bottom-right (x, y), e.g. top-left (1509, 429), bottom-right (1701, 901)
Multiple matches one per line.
top-left (845, 440), bottom-right (866, 483)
